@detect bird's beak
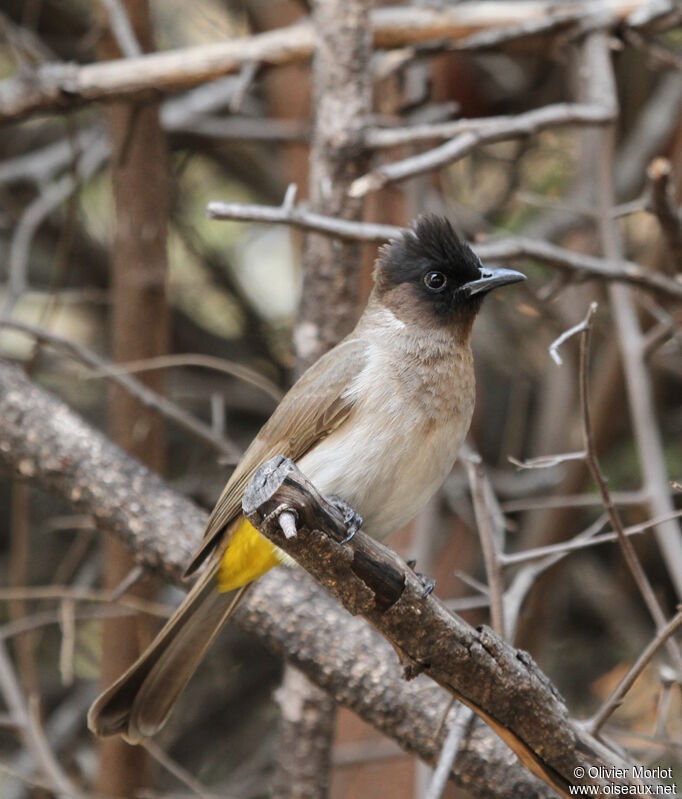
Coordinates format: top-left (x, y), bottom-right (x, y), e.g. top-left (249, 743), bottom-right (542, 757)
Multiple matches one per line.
top-left (461, 266), bottom-right (526, 297)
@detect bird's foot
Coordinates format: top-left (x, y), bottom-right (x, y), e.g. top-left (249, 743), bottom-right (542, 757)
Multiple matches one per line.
top-left (418, 575), bottom-right (436, 598)
top-left (406, 559), bottom-right (436, 597)
top-left (328, 496), bottom-right (363, 544)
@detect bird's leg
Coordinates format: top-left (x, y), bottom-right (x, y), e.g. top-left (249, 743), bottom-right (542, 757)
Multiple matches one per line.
top-left (406, 559), bottom-right (436, 598)
top-left (328, 496), bottom-right (363, 544)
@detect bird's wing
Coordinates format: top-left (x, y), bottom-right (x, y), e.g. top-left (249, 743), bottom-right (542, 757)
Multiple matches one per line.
top-left (184, 335), bottom-right (368, 576)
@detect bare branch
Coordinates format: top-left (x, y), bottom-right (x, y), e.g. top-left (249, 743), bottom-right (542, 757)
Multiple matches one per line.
top-left (577, 302), bottom-right (682, 674)
top-left (500, 510), bottom-right (682, 565)
top-left (549, 310), bottom-right (596, 366)
top-left (80, 353), bottom-right (283, 402)
top-left (590, 608), bottom-right (682, 734)
top-left (0, 1), bottom-right (658, 122)
top-left (583, 30), bottom-right (682, 599)
top-left (98, 0), bottom-right (142, 58)
top-left (350, 102), bottom-right (614, 197)
top-left (0, 319), bottom-right (241, 462)
top-left (207, 198), bottom-right (404, 243)
top-left (0, 640), bottom-right (84, 798)
top-left (464, 457), bottom-right (506, 637)
top-left (423, 707), bottom-right (474, 799)
top-left (206, 200), bottom-right (682, 301)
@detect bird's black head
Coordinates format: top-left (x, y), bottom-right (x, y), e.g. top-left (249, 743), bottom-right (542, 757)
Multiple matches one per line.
top-left (374, 215), bottom-right (525, 327)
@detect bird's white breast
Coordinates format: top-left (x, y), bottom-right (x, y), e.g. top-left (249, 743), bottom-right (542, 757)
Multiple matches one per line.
top-left (297, 309), bottom-right (475, 539)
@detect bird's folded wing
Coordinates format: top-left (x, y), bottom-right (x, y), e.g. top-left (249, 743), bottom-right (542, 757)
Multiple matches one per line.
top-left (184, 336), bottom-right (368, 576)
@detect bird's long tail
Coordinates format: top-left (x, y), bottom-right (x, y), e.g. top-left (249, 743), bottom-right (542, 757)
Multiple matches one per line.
top-left (88, 518), bottom-right (281, 743)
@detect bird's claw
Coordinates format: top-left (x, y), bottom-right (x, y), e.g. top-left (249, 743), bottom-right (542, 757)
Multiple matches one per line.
top-left (419, 576), bottom-right (436, 598)
top-left (329, 496), bottom-right (363, 545)
top-left (407, 559), bottom-right (436, 597)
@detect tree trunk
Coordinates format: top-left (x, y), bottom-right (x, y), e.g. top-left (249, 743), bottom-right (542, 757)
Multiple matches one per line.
top-left (274, 1), bottom-right (373, 797)
top-left (95, 2), bottom-right (170, 796)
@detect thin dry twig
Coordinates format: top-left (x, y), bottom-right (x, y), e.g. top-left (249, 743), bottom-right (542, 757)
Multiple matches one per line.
top-left (2, 142), bottom-right (109, 316)
top-left (586, 30), bottom-right (682, 601)
top-left (509, 452), bottom-right (587, 470)
top-left (80, 352), bottom-right (283, 402)
top-left (464, 457), bottom-right (505, 637)
top-left (578, 302), bottom-right (682, 675)
top-left (350, 102), bottom-right (614, 197)
top-left (142, 740), bottom-right (216, 799)
top-left (207, 197), bottom-right (404, 242)
top-left (57, 599), bottom-right (75, 687)
top-left (423, 706), bottom-right (474, 799)
top-left (0, 640), bottom-right (84, 798)
top-left (500, 510), bottom-right (682, 566)
top-left (0, 319), bottom-right (241, 461)
top-left (98, 0), bottom-right (142, 58)
top-left (0, 585), bottom-right (171, 618)
top-left (590, 608), bottom-right (682, 734)
top-left (549, 311), bottom-right (596, 365)
top-left (206, 200), bottom-right (682, 301)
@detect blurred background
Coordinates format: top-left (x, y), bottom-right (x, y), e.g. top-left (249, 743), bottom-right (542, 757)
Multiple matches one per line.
top-left (0, 1), bottom-right (680, 797)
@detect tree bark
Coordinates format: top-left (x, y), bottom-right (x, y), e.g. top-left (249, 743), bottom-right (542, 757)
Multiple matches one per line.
top-left (96, 2), bottom-right (170, 796)
top-left (294, 0), bottom-right (372, 370)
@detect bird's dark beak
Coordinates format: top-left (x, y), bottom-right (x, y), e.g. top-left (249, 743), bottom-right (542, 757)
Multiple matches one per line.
top-left (461, 266), bottom-right (526, 297)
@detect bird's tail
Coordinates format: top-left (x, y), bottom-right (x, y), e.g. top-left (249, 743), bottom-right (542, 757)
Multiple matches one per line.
top-left (87, 557), bottom-right (248, 744)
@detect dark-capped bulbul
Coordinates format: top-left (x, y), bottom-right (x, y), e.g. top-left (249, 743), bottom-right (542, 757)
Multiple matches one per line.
top-left (88, 215), bottom-right (525, 742)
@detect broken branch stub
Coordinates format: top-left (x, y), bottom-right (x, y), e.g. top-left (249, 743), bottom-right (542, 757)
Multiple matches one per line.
top-left (242, 456), bottom-right (406, 613)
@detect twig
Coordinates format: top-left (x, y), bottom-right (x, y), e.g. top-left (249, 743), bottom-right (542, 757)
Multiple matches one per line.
top-left (509, 452), bottom-right (586, 470)
top-left (590, 608), bottom-right (682, 734)
top-left (0, 319), bottom-right (241, 461)
top-left (108, 564), bottom-right (144, 601)
top-left (0, 640), bottom-right (84, 798)
top-left (464, 457), bottom-right (505, 637)
top-left (0, 586), bottom-right (172, 619)
top-left (98, 0), bottom-right (142, 58)
top-left (142, 740), bottom-right (215, 799)
top-left (549, 310), bottom-right (596, 365)
top-left (57, 599), bottom-right (75, 687)
top-left (207, 198), bottom-right (404, 242)
top-left (2, 142), bottom-right (109, 315)
top-left (623, 28), bottom-right (682, 71)
top-left (79, 352), bottom-right (283, 402)
top-left (206, 201), bottom-right (682, 301)
top-left (646, 157), bottom-right (682, 267)
top-left (578, 301), bottom-right (682, 674)
top-left (500, 510), bottom-right (682, 565)
top-left (501, 489), bottom-right (650, 513)
top-left (586, 30), bottom-right (682, 600)
top-left (350, 102), bottom-right (614, 197)
top-left (423, 707), bottom-right (474, 799)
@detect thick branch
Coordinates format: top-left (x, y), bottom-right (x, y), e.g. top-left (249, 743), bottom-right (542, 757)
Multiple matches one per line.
top-left (0, 1), bottom-right (657, 122)
top-left (241, 456), bottom-right (640, 799)
top-left (0, 361), bottom-right (552, 799)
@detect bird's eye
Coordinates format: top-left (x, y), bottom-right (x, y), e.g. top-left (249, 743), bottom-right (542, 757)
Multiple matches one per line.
top-left (423, 271), bottom-right (447, 292)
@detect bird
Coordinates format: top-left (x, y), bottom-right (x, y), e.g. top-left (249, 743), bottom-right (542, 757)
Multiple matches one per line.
top-left (88, 215), bottom-right (525, 743)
